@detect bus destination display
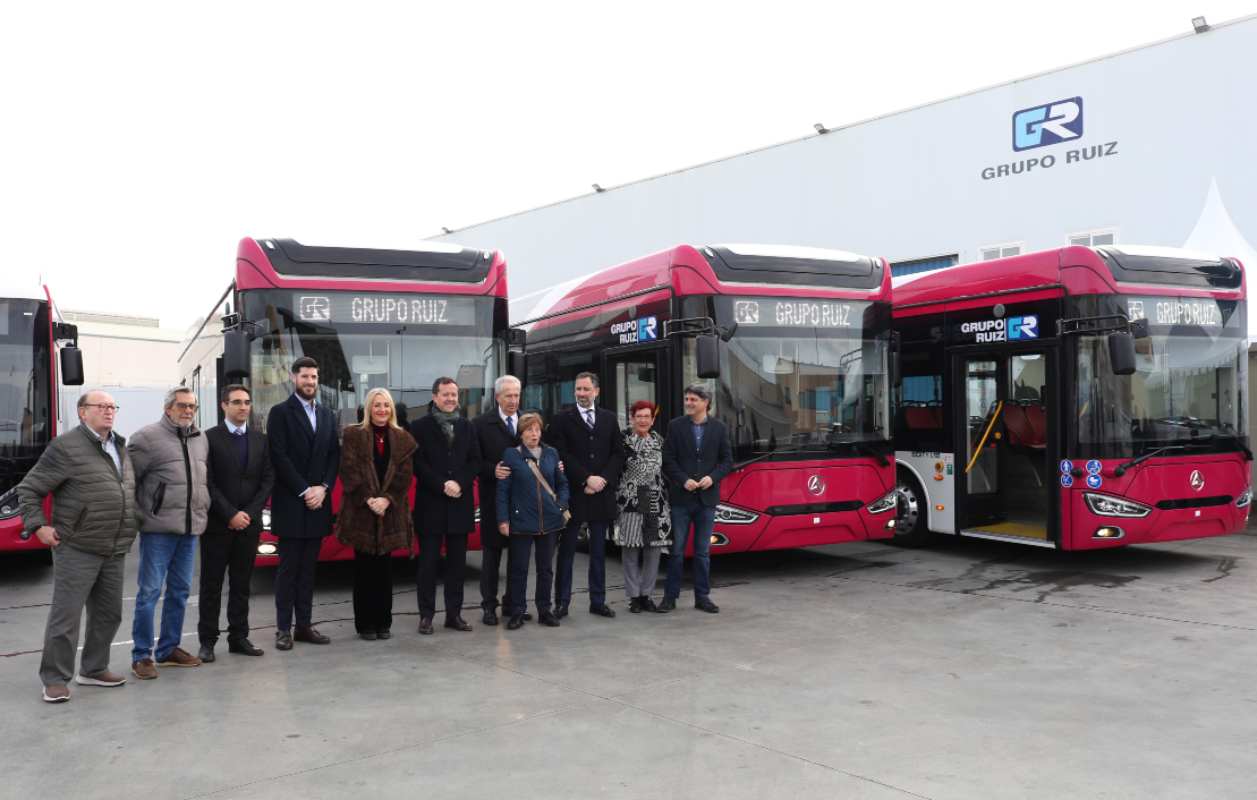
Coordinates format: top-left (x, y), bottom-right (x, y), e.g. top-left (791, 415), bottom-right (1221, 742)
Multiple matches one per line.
top-left (733, 298), bottom-right (860, 328)
top-left (293, 294), bottom-right (475, 326)
top-left (1126, 297), bottom-right (1224, 328)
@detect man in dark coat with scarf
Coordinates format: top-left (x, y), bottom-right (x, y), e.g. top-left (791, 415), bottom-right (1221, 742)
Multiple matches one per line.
top-left (410, 376), bottom-right (482, 634)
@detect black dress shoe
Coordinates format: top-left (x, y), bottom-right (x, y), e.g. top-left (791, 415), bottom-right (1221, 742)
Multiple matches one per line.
top-left (294, 626), bottom-right (330, 644)
top-left (275, 631), bottom-right (294, 651)
top-left (554, 605), bottom-right (568, 619)
top-left (198, 644), bottom-right (215, 663)
top-left (656, 598), bottom-right (676, 613)
top-left (589, 604), bottom-right (616, 618)
top-left (359, 631), bottom-right (378, 641)
top-left (444, 616), bottom-right (473, 632)
top-left (418, 617), bottom-right (434, 635)
top-left (506, 615), bottom-right (525, 630)
top-left (376, 629), bottom-right (392, 640)
top-left (228, 638), bottom-right (264, 656)
top-left (523, 612), bottom-right (534, 621)
top-left (628, 597), bottom-right (643, 614)
top-left (639, 596), bottom-right (658, 613)
top-left (482, 610), bottom-right (499, 626)
top-left (695, 597), bottom-right (720, 614)
top-left (538, 611), bottom-right (560, 627)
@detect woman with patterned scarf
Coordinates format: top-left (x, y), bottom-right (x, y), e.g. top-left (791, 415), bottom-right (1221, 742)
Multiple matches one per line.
top-left (613, 400), bottom-right (672, 613)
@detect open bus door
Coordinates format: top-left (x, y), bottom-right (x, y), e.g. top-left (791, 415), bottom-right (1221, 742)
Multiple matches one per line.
top-left (601, 344), bottom-right (670, 434)
top-left (952, 346), bottom-right (1058, 545)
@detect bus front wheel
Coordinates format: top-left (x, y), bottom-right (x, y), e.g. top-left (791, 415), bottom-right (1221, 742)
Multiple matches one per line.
top-left (891, 474), bottom-right (933, 547)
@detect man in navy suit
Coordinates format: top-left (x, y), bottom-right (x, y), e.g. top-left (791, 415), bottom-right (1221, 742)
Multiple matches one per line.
top-left (198, 384), bottom-right (274, 661)
top-left (547, 372), bottom-right (624, 619)
top-left (660, 383), bottom-right (732, 614)
top-left (266, 357), bottom-right (340, 650)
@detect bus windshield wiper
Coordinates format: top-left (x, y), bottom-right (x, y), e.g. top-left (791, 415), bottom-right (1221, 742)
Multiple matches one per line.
top-left (732, 449), bottom-right (810, 470)
top-left (828, 439), bottom-right (890, 467)
top-left (1192, 433), bottom-right (1253, 461)
top-left (1114, 445), bottom-right (1185, 477)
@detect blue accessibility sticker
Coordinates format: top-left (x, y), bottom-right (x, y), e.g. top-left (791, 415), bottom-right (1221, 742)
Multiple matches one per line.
top-left (1060, 459), bottom-right (1074, 474)
top-left (1060, 474), bottom-right (1074, 488)
top-left (1086, 459), bottom-right (1103, 475)
top-left (1086, 474), bottom-right (1103, 489)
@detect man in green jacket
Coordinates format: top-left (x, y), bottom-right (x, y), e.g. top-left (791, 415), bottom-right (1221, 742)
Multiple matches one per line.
top-left (18, 390), bottom-right (139, 703)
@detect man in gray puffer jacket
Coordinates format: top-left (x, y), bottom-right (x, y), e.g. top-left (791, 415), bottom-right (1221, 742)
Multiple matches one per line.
top-left (127, 386), bottom-right (210, 679)
top-left (19, 390), bottom-right (139, 703)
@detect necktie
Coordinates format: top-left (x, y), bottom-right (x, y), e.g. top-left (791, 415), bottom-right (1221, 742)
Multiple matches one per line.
top-left (506, 416), bottom-right (515, 436)
top-left (584, 409), bottom-right (595, 429)
top-left (232, 430), bottom-right (248, 468)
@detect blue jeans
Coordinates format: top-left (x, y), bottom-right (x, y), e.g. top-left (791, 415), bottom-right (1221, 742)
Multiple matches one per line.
top-left (131, 532), bottom-right (197, 662)
top-left (665, 502), bottom-right (714, 601)
top-left (555, 519), bottom-right (608, 608)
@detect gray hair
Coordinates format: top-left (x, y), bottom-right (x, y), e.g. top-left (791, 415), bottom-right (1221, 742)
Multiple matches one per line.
top-left (684, 383), bottom-right (712, 403)
top-left (164, 386), bottom-right (195, 409)
top-left (494, 374), bottom-right (521, 393)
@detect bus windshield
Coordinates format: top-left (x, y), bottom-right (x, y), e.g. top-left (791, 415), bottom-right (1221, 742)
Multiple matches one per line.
top-left (1076, 298), bottom-right (1248, 456)
top-left (0, 299), bottom-right (51, 494)
top-left (698, 297), bottom-right (892, 459)
top-left (241, 291), bottom-right (505, 431)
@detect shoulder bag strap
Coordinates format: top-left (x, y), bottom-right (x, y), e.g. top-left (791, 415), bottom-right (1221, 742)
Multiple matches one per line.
top-left (523, 451), bottom-right (560, 503)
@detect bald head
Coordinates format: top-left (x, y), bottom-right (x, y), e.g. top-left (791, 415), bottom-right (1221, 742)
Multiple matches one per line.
top-left (78, 390), bottom-right (117, 437)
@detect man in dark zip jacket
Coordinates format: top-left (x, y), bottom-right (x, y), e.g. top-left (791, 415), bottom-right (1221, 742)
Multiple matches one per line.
top-left (127, 387), bottom-right (210, 679)
top-left (18, 391), bottom-right (139, 704)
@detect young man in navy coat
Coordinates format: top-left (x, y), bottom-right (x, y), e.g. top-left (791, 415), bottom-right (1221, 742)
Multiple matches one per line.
top-left (266, 357), bottom-right (339, 650)
top-left (547, 372), bottom-right (624, 618)
top-left (661, 383), bottom-right (732, 614)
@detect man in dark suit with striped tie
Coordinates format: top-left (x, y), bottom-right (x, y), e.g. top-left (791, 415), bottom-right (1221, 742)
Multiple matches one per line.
top-left (198, 384), bottom-right (275, 661)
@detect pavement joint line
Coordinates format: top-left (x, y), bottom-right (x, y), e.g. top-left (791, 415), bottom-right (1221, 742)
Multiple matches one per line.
top-left (830, 573), bottom-right (1257, 632)
top-left (456, 651), bottom-right (937, 800)
top-left (177, 701), bottom-right (586, 800)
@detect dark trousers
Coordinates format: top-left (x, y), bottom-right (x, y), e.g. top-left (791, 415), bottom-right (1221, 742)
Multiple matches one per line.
top-left (275, 537), bottom-right (322, 632)
top-left (506, 531), bottom-right (555, 616)
top-left (555, 519), bottom-right (608, 608)
top-left (352, 550), bottom-right (394, 633)
top-left (417, 530), bottom-right (468, 620)
top-left (479, 530), bottom-right (514, 611)
top-left (198, 529), bottom-right (260, 646)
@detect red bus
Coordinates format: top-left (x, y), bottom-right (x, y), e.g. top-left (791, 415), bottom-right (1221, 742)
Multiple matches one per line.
top-left (517, 244), bottom-right (898, 553)
top-left (0, 285), bottom-right (84, 554)
top-left (892, 245), bottom-right (1250, 550)
top-left (178, 238), bottom-right (511, 563)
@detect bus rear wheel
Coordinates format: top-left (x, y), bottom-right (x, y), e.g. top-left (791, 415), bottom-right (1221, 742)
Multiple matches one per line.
top-left (891, 474), bottom-right (933, 547)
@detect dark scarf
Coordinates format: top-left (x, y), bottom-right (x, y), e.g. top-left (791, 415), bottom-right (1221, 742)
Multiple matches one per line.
top-left (430, 407), bottom-right (459, 444)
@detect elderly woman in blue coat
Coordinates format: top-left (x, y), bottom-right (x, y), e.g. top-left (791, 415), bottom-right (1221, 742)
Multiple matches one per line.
top-left (496, 412), bottom-right (570, 630)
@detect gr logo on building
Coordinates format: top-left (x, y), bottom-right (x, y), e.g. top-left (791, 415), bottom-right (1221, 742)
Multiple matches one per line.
top-left (1012, 97), bottom-right (1083, 152)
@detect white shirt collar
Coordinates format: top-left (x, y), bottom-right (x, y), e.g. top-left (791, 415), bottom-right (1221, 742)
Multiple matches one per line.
top-left (226, 421), bottom-right (248, 435)
top-left (499, 408), bottom-right (517, 426)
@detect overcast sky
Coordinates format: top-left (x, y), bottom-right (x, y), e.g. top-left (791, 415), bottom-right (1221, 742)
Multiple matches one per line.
top-left (3, 0), bottom-right (1254, 332)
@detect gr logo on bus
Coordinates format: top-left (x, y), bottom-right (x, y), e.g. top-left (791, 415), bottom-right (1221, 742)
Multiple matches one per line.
top-left (1013, 97), bottom-right (1083, 152)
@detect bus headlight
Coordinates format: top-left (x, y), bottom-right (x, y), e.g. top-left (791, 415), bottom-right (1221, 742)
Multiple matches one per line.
top-left (1084, 492), bottom-right (1151, 518)
top-left (1235, 488), bottom-right (1252, 508)
top-left (261, 508), bottom-right (272, 531)
top-left (0, 488), bottom-right (20, 520)
top-left (257, 541), bottom-right (278, 556)
top-left (866, 490), bottom-right (898, 515)
top-left (714, 504), bottom-right (758, 524)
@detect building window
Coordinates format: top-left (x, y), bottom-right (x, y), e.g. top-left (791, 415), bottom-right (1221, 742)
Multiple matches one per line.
top-left (979, 243), bottom-right (1022, 261)
top-left (890, 254), bottom-right (958, 278)
top-left (1069, 229), bottom-right (1117, 247)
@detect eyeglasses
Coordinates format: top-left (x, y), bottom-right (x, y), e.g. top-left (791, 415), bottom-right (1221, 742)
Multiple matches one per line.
top-left (83, 403), bottom-right (120, 412)
top-left (174, 402), bottom-right (198, 411)
top-left (225, 399), bottom-right (252, 406)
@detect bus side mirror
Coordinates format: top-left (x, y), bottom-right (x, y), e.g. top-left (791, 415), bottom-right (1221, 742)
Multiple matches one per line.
top-left (696, 334), bottom-right (721, 379)
top-left (1108, 332), bottom-right (1137, 376)
top-left (60, 345), bottom-right (84, 386)
top-left (508, 351), bottom-right (527, 382)
top-left (223, 330), bottom-right (251, 379)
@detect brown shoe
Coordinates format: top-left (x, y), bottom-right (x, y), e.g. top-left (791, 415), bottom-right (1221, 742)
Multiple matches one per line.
top-left (157, 647), bottom-right (202, 667)
top-left (75, 670), bottom-right (127, 687)
top-left (132, 659), bottom-right (158, 680)
top-left (42, 683), bottom-right (71, 703)
top-left (293, 626), bottom-right (330, 645)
